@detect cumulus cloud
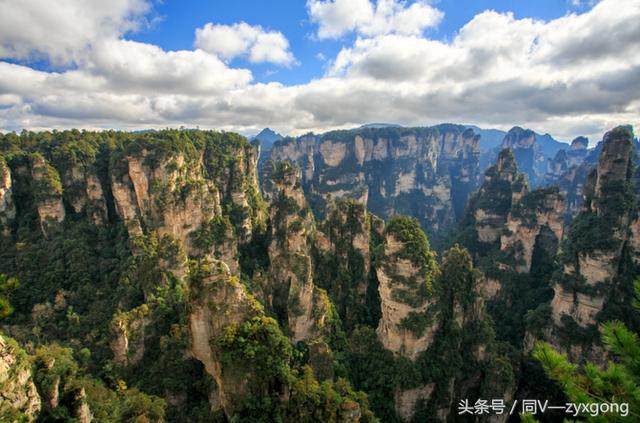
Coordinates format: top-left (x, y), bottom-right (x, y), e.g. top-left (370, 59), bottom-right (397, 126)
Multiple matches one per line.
top-left (307, 0), bottom-right (443, 39)
top-left (194, 22), bottom-right (295, 65)
top-left (0, 0), bottom-right (638, 143)
top-left (87, 39), bottom-right (253, 93)
top-left (0, 0), bottom-right (151, 64)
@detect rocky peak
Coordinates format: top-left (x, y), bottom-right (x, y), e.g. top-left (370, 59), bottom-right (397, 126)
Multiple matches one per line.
top-left (587, 126), bottom-right (634, 219)
top-left (465, 149), bottom-right (528, 245)
top-left (314, 199), bottom-right (375, 330)
top-left (500, 187), bottom-right (564, 273)
top-left (29, 154), bottom-right (65, 236)
top-left (548, 126), bottom-right (635, 361)
top-left (491, 148), bottom-right (519, 182)
top-left (265, 161), bottom-right (334, 345)
top-left (188, 258), bottom-right (263, 416)
top-left (502, 127), bottom-right (536, 150)
top-left (376, 216), bottom-right (440, 360)
top-left (571, 136), bottom-right (589, 150)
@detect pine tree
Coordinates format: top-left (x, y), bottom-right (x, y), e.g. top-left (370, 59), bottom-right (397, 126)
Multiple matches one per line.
top-left (532, 280), bottom-right (640, 421)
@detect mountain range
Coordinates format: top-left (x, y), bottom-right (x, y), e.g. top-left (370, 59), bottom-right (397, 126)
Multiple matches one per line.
top-left (0, 124), bottom-right (636, 423)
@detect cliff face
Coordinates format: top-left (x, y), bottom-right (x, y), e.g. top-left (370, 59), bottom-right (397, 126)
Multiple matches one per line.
top-left (463, 149), bottom-right (525, 247)
top-left (29, 154), bottom-right (66, 236)
top-left (0, 156), bottom-right (15, 236)
top-left (267, 125), bottom-right (480, 238)
top-left (264, 162), bottom-right (335, 346)
top-left (375, 216), bottom-right (440, 360)
top-left (461, 149), bottom-right (565, 277)
top-left (549, 126), bottom-right (637, 361)
top-left (0, 335), bottom-right (41, 422)
top-left (313, 200), bottom-right (381, 331)
top-left (500, 127), bottom-right (543, 186)
top-left (544, 136), bottom-right (596, 221)
top-left (500, 187), bottom-right (564, 273)
top-left (188, 259), bottom-right (263, 416)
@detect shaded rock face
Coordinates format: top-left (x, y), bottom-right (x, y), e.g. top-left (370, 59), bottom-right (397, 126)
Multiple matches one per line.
top-left (314, 200), bottom-right (377, 330)
top-left (571, 136), bottom-right (589, 150)
top-left (501, 127), bottom-right (542, 185)
top-left (0, 157), bottom-right (15, 236)
top-left (395, 384), bottom-right (434, 422)
top-left (500, 188), bottom-right (564, 273)
top-left (549, 126), bottom-right (637, 361)
top-left (0, 335), bottom-right (41, 422)
top-left (464, 149), bottom-right (526, 246)
top-left (29, 155), bottom-right (65, 236)
top-left (188, 259), bottom-right (261, 417)
top-left (375, 217), bottom-right (440, 360)
top-left (461, 149), bottom-right (564, 300)
top-left (264, 162), bottom-right (334, 344)
top-left (267, 125), bottom-right (480, 238)
top-left (110, 305), bottom-right (150, 367)
top-left (544, 137), bottom-right (601, 222)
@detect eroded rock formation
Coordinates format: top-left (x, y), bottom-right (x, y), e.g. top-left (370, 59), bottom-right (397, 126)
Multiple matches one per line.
top-left (0, 156), bottom-right (15, 236)
top-left (375, 216), bottom-right (440, 360)
top-left (0, 335), bottom-right (41, 422)
top-left (267, 125), bottom-right (480, 237)
top-left (549, 126), bottom-right (637, 361)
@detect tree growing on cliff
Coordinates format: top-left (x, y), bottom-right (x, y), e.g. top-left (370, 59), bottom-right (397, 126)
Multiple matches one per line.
top-left (0, 273), bottom-right (18, 318)
top-left (533, 279), bottom-right (640, 421)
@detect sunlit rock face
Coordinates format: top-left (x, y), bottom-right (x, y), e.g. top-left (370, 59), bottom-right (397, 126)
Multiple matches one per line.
top-left (266, 125), bottom-right (480, 239)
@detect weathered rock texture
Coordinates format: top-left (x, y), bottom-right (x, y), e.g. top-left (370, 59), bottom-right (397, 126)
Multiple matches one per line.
top-left (375, 217), bottom-right (440, 360)
top-left (500, 187), bottom-right (564, 273)
top-left (0, 335), bottom-right (41, 422)
top-left (313, 199), bottom-right (379, 330)
top-left (264, 162), bottom-right (335, 344)
top-left (549, 126), bottom-right (637, 361)
top-left (501, 127), bottom-right (545, 186)
top-left (29, 154), bottom-right (65, 236)
top-left (188, 259), bottom-right (262, 416)
top-left (0, 156), bottom-right (15, 236)
top-left (460, 149), bottom-right (564, 299)
top-left (110, 305), bottom-right (150, 367)
top-left (267, 125), bottom-right (480, 237)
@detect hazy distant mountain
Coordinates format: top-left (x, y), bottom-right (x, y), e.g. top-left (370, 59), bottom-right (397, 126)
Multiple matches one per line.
top-left (251, 127), bottom-right (283, 151)
top-left (467, 126), bottom-right (506, 152)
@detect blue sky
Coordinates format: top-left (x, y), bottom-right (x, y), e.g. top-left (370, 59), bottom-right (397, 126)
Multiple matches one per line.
top-left (130, 0), bottom-right (595, 84)
top-left (0, 0), bottom-right (637, 142)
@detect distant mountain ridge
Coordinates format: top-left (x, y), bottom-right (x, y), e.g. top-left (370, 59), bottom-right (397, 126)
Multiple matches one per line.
top-left (251, 127), bottom-right (283, 151)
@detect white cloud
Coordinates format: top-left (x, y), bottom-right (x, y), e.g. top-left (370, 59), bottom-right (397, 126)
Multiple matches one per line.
top-left (194, 22), bottom-right (295, 65)
top-left (0, 0), bottom-right (151, 64)
top-left (0, 0), bottom-right (638, 143)
top-left (307, 0), bottom-right (443, 39)
top-left (87, 39), bottom-right (253, 93)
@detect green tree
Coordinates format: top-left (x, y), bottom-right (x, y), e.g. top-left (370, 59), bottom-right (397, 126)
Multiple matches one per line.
top-left (0, 274), bottom-right (18, 318)
top-left (533, 280), bottom-right (640, 421)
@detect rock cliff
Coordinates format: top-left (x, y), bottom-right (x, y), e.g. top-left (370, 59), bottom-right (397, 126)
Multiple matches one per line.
top-left (313, 199), bottom-right (380, 331)
top-left (375, 216), bottom-right (440, 360)
top-left (548, 126), bottom-right (637, 361)
top-left (263, 162), bottom-right (335, 345)
top-left (187, 258), bottom-right (263, 416)
top-left (0, 156), bottom-right (15, 236)
top-left (0, 335), bottom-right (41, 422)
top-left (267, 125), bottom-right (480, 239)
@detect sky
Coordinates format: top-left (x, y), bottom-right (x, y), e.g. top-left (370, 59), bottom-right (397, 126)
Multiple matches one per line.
top-left (0, 0), bottom-right (638, 143)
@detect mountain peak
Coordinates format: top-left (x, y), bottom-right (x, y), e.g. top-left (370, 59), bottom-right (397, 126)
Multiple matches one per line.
top-left (252, 127), bottom-right (284, 151)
